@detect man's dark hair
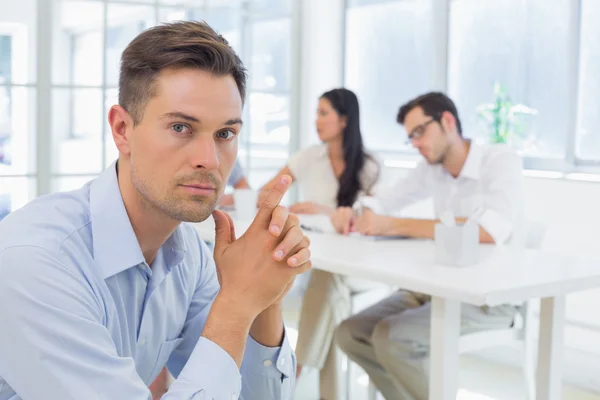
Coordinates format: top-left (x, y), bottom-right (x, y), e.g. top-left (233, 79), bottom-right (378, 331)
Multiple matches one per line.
top-left (397, 92), bottom-right (463, 135)
top-left (119, 21), bottom-right (247, 125)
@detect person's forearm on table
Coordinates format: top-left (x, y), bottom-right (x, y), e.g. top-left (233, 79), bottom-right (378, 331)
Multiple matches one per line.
top-left (383, 216), bottom-right (496, 243)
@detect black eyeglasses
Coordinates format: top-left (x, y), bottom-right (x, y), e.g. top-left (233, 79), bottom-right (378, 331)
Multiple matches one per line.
top-left (406, 118), bottom-right (437, 143)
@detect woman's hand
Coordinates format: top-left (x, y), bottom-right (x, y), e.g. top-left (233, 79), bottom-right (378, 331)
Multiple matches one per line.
top-left (330, 207), bottom-right (354, 234)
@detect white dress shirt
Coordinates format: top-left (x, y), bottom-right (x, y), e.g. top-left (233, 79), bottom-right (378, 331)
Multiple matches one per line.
top-left (288, 144), bottom-right (380, 209)
top-left (359, 142), bottom-right (525, 245)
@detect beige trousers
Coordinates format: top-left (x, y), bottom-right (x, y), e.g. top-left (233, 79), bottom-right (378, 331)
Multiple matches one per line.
top-left (295, 270), bottom-right (383, 400)
top-left (334, 290), bottom-right (518, 400)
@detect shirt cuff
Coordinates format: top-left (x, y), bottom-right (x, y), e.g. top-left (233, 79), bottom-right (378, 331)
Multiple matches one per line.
top-left (476, 208), bottom-right (513, 245)
top-left (241, 328), bottom-right (294, 379)
top-left (177, 336), bottom-right (242, 399)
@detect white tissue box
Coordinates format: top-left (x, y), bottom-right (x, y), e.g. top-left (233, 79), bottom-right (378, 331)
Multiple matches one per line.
top-left (434, 221), bottom-right (479, 267)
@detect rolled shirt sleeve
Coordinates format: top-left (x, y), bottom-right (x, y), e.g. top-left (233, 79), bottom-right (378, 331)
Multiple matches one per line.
top-left (474, 151), bottom-right (524, 245)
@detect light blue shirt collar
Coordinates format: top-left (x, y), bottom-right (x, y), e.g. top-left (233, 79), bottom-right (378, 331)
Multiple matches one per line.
top-left (90, 162), bottom-right (186, 279)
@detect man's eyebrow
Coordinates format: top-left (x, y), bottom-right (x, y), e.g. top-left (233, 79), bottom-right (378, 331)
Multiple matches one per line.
top-left (160, 112), bottom-right (200, 123)
top-left (160, 113), bottom-right (243, 127)
top-left (224, 118), bottom-right (243, 126)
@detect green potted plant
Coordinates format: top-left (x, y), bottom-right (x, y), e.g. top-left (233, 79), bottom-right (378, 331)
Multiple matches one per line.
top-left (476, 82), bottom-right (537, 145)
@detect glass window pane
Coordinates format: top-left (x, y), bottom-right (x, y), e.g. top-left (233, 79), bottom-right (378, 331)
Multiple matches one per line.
top-left (249, 19), bottom-right (290, 92)
top-left (345, 0), bottom-right (433, 152)
top-left (0, 86), bottom-right (36, 175)
top-left (0, 35), bottom-right (11, 84)
top-left (73, 30), bottom-right (103, 86)
top-left (348, 0), bottom-right (392, 5)
top-left (158, 6), bottom-right (241, 54)
top-left (51, 175), bottom-right (97, 193)
top-left (241, 153), bottom-right (288, 172)
top-left (104, 88), bottom-right (119, 168)
top-left (0, 0), bottom-right (37, 84)
top-left (0, 177), bottom-right (36, 221)
top-left (206, 0), bottom-right (240, 7)
top-left (246, 168), bottom-right (282, 189)
top-left (247, 92), bottom-right (290, 147)
top-left (205, 6), bottom-right (242, 55)
top-left (248, 0), bottom-right (291, 16)
top-left (159, 0), bottom-right (205, 5)
top-left (105, 4), bottom-right (156, 86)
top-left (52, 0), bottom-right (104, 86)
top-left (158, 7), bottom-right (192, 22)
top-left (52, 88), bottom-right (103, 174)
top-left (448, 0), bottom-right (569, 158)
top-left (576, 0), bottom-right (600, 161)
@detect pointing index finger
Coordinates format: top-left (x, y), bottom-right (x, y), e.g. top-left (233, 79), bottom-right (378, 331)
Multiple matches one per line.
top-left (253, 175), bottom-right (292, 226)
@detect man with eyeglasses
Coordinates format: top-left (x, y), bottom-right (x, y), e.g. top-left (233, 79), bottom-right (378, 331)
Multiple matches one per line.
top-left (330, 92), bottom-right (525, 400)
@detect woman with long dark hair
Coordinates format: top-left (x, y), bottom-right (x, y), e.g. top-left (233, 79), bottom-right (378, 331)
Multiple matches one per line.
top-left (258, 88), bottom-right (381, 400)
top-left (258, 88), bottom-right (379, 213)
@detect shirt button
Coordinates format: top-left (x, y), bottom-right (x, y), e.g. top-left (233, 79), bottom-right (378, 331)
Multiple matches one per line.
top-left (263, 360), bottom-right (272, 367)
top-left (279, 357), bottom-right (286, 366)
top-left (139, 338), bottom-right (147, 346)
top-left (231, 394), bottom-right (237, 400)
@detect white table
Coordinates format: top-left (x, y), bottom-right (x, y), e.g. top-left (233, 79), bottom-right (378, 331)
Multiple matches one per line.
top-left (194, 215), bottom-right (600, 400)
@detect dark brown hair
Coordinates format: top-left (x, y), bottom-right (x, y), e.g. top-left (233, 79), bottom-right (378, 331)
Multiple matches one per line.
top-left (397, 92), bottom-right (463, 136)
top-left (320, 88), bottom-right (380, 207)
top-left (119, 21), bottom-right (247, 125)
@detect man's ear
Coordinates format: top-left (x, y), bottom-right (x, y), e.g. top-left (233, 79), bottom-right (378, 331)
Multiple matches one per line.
top-left (440, 111), bottom-right (457, 135)
top-left (108, 105), bottom-right (134, 157)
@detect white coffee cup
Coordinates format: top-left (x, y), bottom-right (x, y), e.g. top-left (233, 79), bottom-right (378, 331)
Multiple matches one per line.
top-left (234, 189), bottom-right (259, 221)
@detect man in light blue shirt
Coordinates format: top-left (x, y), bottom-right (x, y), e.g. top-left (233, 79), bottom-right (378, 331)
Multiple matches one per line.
top-left (0, 21), bottom-right (311, 400)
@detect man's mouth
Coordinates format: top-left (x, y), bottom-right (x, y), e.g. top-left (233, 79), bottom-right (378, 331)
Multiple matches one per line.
top-left (180, 184), bottom-right (217, 195)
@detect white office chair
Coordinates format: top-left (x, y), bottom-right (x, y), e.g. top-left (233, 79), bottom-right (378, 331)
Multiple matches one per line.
top-left (364, 221), bottom-right (546, 400)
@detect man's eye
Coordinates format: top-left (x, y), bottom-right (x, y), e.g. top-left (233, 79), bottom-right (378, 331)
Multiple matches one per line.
top-left (217, 130), bottom-right (235, 140)
top-left (172, 124), bottom-right (190, 134)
